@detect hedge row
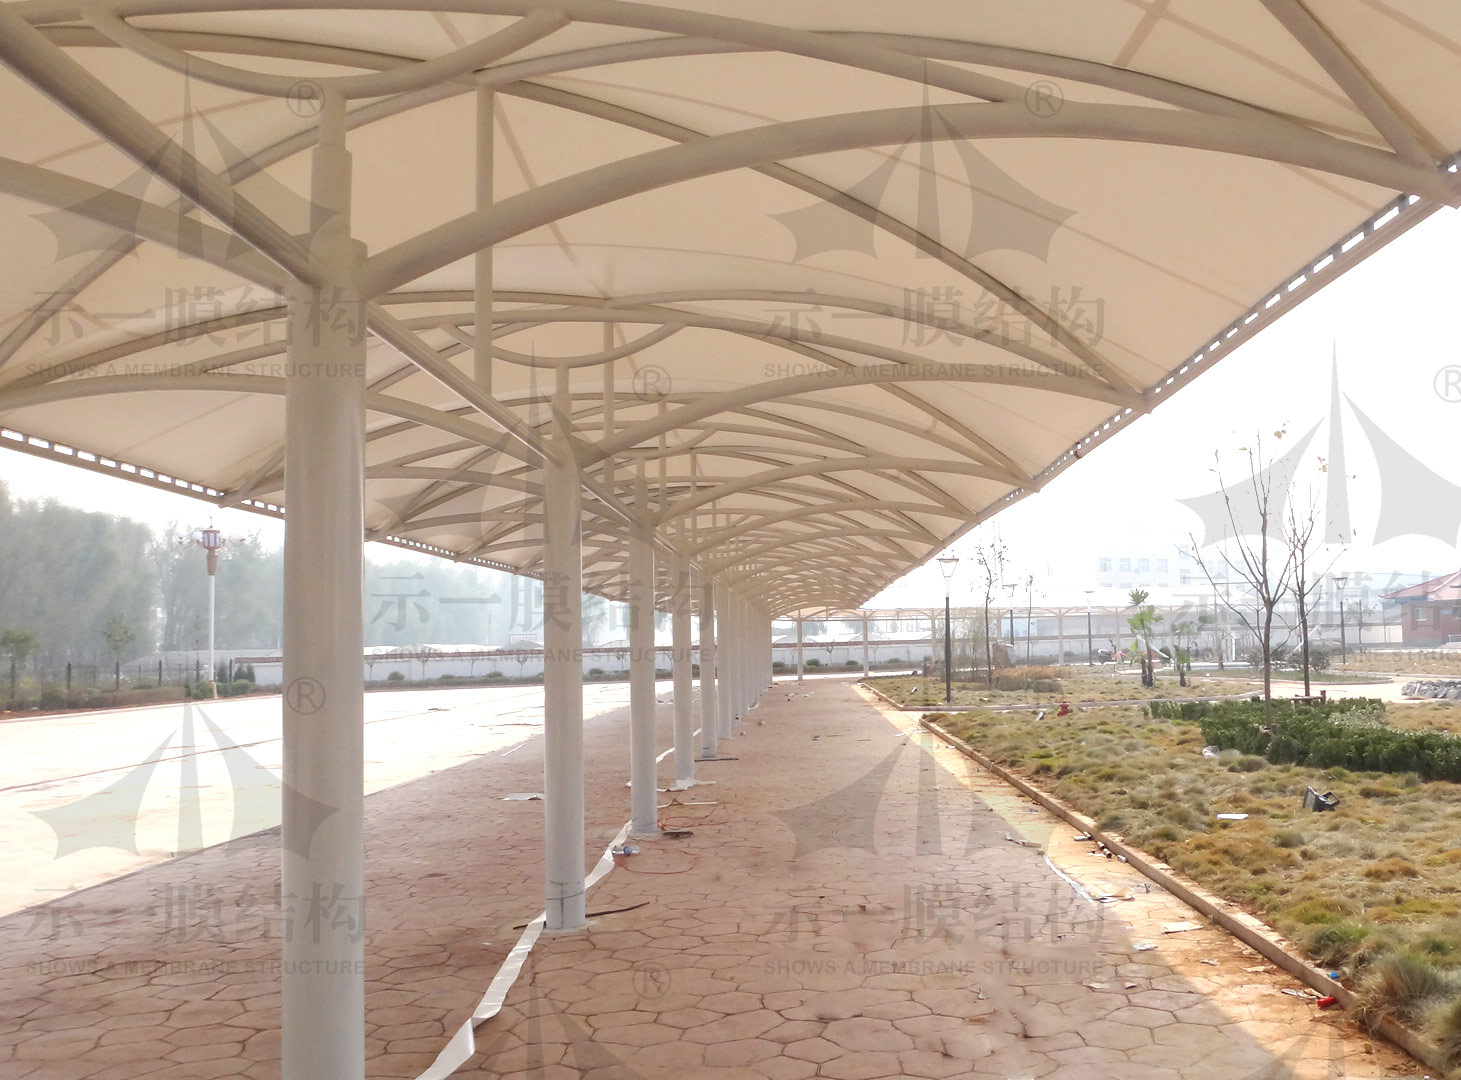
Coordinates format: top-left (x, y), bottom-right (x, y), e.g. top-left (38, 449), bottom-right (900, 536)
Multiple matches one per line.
top-left (1146, 697), bottom-right (1381, 722)
top-left (1149, 698), bottom-right (1461, 782)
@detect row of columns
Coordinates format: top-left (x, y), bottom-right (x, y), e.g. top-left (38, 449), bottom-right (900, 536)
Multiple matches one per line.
top-left (274, 85), bottom-right (783, 1080)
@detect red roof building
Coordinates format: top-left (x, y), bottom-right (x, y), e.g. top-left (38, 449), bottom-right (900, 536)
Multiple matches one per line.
top-left (1384, 572), bottom-right (1461, 646)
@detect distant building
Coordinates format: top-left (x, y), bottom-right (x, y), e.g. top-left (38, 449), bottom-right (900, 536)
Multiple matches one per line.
top-left (1093, 548), bottom-right (1200, 590)
top-left (1383, 571), bottom-right (1461, 646)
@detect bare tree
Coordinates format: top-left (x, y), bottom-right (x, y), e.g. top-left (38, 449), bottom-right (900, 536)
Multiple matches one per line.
top-left (1284, 491), bottom-right (1335, 698)
top-left (1190, 436), bottom-right (1299, 720)
top-left (971, 531), bottom-right (1008, 688)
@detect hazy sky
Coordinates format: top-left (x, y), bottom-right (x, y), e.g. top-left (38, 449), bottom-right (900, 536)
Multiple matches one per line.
top-left (3, 204), bottom-right (1460, 607)
top-left (869, 202), bottom-right (1461, 609)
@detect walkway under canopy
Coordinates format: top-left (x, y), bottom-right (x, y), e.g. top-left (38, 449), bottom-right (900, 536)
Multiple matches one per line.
top-left (3, 3), bottom-right (1461, 1077)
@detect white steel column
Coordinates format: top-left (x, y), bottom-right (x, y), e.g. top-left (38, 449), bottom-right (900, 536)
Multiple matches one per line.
top-left (699, 574), bottom-right (718, 758)
top-left (280, 93), bottom-right (367, 1080)
top-left (717, 587), bottom-right (735, 738)
top-left (862, 613), bottom-right (870, 676)
top-left (627, 484), bottom-right (658, 835)
top-left (748, 605), bottom-right (760, 706)
top-left (473, 85), bottom-right (493, 391)
top-left (206, 570), bottom-right (217, 693)
top-left (796, 617), bottom-right (804, 682)
top-left (741, 602), bottom-right (754, 711)
top-left (670, 551), bottom-right (696, 788)
top-left (543, 368), bottom-right (585, 930)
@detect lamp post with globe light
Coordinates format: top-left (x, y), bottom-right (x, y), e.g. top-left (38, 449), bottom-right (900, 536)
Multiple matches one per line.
top-left (180, 524), bottom-right (229, 697)
top-left (937, 554), bottom-right (959, 704)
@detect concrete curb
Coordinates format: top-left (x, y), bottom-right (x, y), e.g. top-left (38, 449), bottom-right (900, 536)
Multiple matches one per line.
top-left (921, 715), bottom-right (1447, 1075)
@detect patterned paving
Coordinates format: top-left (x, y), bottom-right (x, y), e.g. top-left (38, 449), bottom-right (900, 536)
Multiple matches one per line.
top-left (1, 678), bottom-right (1417, 1078)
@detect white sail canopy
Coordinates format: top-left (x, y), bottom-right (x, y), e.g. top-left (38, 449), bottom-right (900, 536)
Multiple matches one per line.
top-left (2, 1), bottom-right (1459, 614)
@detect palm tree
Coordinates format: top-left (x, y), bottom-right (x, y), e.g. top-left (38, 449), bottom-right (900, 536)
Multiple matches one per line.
top-left (1126, 590), bottom-right (1162, 687)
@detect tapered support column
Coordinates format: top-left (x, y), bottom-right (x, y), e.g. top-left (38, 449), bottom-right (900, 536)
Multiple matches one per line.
top-left (543, 371), bottom-right (585, 930)
top-left (748, 605), bottom-right (760, 706)
top-left (670, 552), bottom-right (696, 788)
top-left (699, 575), bottom-right (718, 758)
top-left (281, 95), bottom-right (367, 1080)
top-left (474, 85), bottom-right (494, 391)
top-left (862, 614), bottom-right (871, 676)
top-left (717, 588), bottom-right (735, 737)
top-left (627, 515), bottom-right (658, 836)
top-left (741, 603), bottom-right (755, 711)
top-left (796, 617), bottom-right (804, 682)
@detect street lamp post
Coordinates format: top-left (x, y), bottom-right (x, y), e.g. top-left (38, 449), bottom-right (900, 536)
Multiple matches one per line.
top-left (1004, 583), bottom-right (1017, 657)
top-left (1084, 589), bottom-right (1095, 666)
top-left (182, 525), bottom-right (227, 697)
top-left (937, 555), bottom-right (959, 704)
top-left (1335, 573), bottom-right (1349, 666)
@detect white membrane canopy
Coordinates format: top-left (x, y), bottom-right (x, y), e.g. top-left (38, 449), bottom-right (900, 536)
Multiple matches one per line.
top-left (3, 1), bottom-right (1460, 615)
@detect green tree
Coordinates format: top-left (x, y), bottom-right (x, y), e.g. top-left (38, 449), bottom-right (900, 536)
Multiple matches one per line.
top-left (1126, 589), bottom-right (1162, 687)
top-left (101, 614), bottom-right (136, 690)
top-left (2, 629), bottom-right (36, 707)
top-left (1166, 616), bottom-right (1199, 687)
top-left (0, 483), bottom-right (155, 681)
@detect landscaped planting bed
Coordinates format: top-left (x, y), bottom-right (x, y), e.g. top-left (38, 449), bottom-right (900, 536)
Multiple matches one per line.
top-left (866, 667), bottom-right (1246, 707)
top-left (939, 696), bottom-right (1461, 1066)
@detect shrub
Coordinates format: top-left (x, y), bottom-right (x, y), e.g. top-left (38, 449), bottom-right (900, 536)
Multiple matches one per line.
top-left (1302, 920), bottom-right (1374, 967)
top-left (1356, 953), bottom-right (1456, 1028)
top-left (1155, 698), bottom-right (1461, 783)
top-left (1430, 996), bottom-right (1461, 1070)
top-left (806, 659), bottom-right (822, 668)
top-left (386, 671), bottom-right (405, 682)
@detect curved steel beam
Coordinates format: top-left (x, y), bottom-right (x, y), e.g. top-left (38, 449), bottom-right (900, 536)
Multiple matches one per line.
top-left (654, 455), bottom-right (1015, 528)
top-left (597, 362), bottom-right (1129, 465)
top-left (0, 5), bottom-right (319, 283)
top-left (362, 99), bottom-right (1455, 295)
top-left (86, 7), bottom-right (569, 99)
top-left (438, 320), bottom-right (685, 369)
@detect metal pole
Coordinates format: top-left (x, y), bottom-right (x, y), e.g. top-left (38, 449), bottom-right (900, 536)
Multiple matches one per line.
top-left (717, 587), bottom-right (734, 740)
top-left (627, 509), bottom-right (658, 836)
top-left (862, 614), bottom-right (870, 676)
top-left (543, 367), bottom-right (585, 930)
top-left (207, 567), bottom-right (216, 693)
top-left (795, 617), bottom-right (804, 681)
top-left (280, 91), bottom-right (366, 1080)
top-left (474, 84), bottom-right (494, 392)
top-left (943, 590), bottom-right (953, 704)
top-left (1087, 603), bottom-right (1093, 665)
top-left (1338, 587), bottom-right (1348, 664)
top-left (698, 574), bottom-right (718, 759)
top-left (670, 552), bottom-right (696, 788)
